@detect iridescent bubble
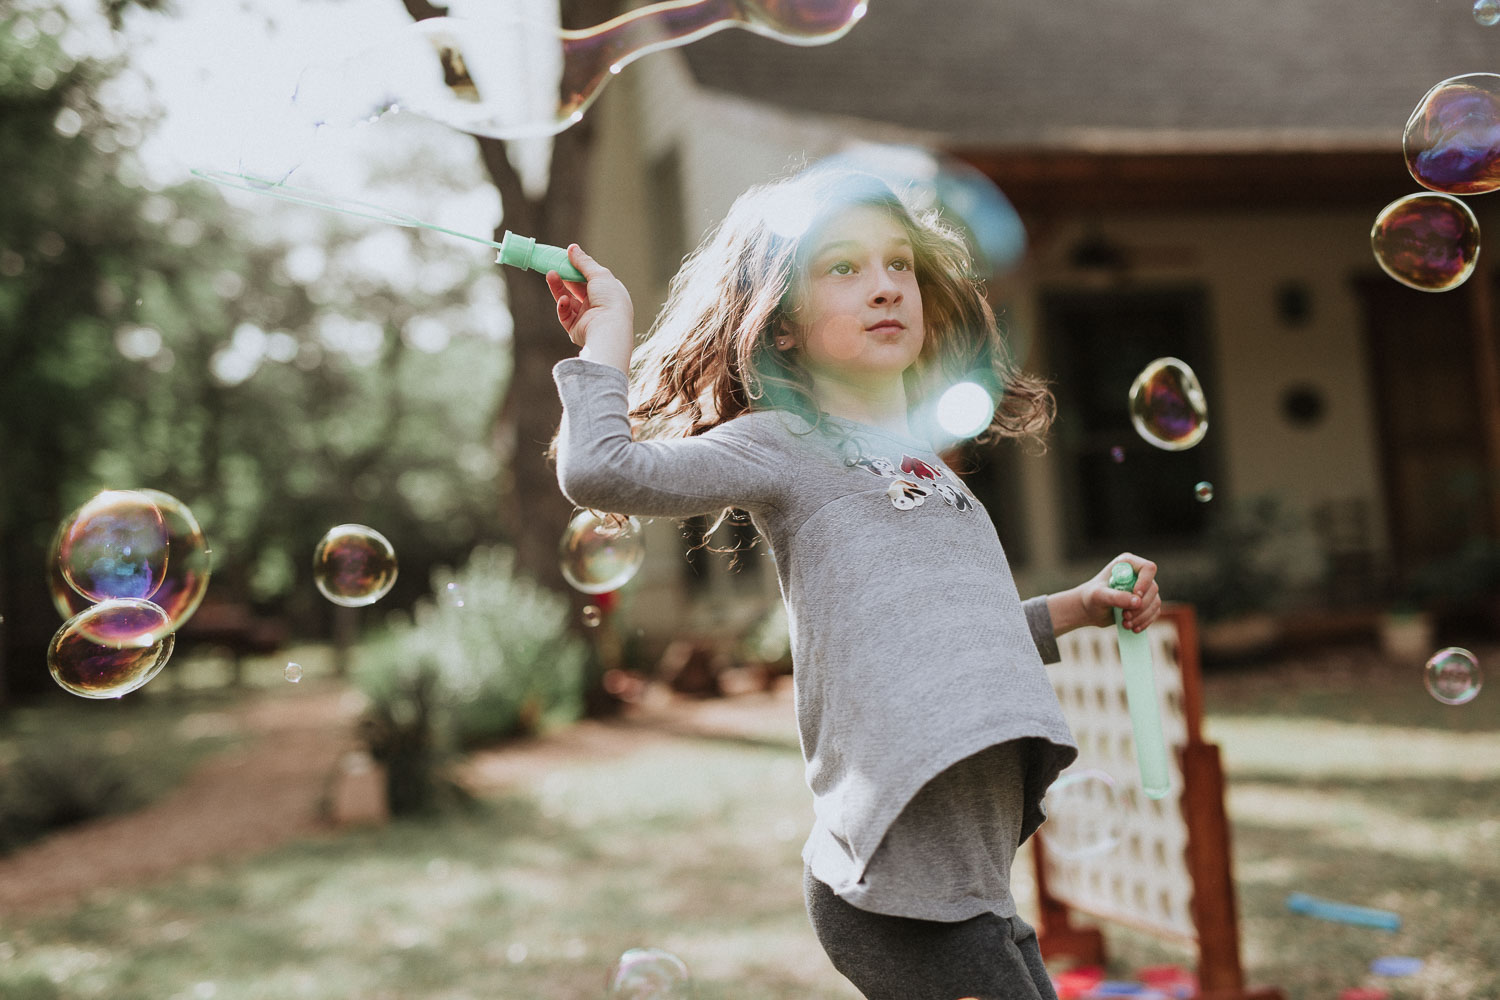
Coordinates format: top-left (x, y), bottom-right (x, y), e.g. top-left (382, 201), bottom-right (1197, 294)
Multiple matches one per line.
top-left (102, 489), bottom-right (211, 644)
top-left (1423, 647), bottom-right (1482, 705)
top-left (1403, 73), bottom-right (1500, 194)
top-left (606, 947), bottom-right (691, 1000)
top-left (48, 599), bottom-right (175, 699)
top-left (1371, 192), bottom-right (1480, 292)
top-left (1039, 769), bottom-right (1124, 860)
top-left (289, 0), bottom-right (866, 142)
top-left (1109, 445), bottom-right (1126, 464)
top-left (285, 661), bottom-right (304, 683)
top-left (1477, 0), bottom-right (1500, 26)
top-left (581, 605), bottom-right (603, 628)
top-left (811, 144), bottom-right (1028, 278)
top-left (313, 524), bottom-right (399, 607)
top-left (1127, 357), bottom-right (1209, 451)
top-left (934, 381), bottom-right (995, 440)
top-left (559, 510), bottom-right (645, 595)
top-left (56, 490), bottom-right (168, 603)
top-left (1194, 481), bottom-right (1215, 503)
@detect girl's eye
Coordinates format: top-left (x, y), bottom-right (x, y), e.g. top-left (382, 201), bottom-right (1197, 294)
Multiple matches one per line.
top-left (829, 261), bottom-right (854, 275)
top-left (890, 257), bottom-right (913, 272)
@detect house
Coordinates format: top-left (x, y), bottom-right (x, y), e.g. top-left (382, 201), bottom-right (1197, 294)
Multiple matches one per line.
top-left (576, 0), bottom-right (1500, 653)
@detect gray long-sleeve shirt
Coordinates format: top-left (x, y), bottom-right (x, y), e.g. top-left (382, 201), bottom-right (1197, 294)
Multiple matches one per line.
top-left (554, 358), bottom-right (1077, 920)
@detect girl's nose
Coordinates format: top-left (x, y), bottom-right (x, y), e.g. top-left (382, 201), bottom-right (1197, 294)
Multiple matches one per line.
top-left (870, 274), bottom-right (903, 305)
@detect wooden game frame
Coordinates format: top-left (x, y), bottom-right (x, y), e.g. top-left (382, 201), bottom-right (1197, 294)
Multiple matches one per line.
top-left (1032, 603), bottom-right (1285, 1000)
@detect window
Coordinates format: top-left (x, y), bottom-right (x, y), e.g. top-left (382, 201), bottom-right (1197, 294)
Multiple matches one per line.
top-left (1041, 285), bottom-right (1220, 558)
top-left (954, 441), bottom-right (1031, 567)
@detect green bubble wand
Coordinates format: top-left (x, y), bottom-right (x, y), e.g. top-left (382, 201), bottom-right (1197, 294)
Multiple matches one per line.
top-left (191, 168), bottom-right (585, 281)
top-left (1109, 561), bottom-right (1172, 799)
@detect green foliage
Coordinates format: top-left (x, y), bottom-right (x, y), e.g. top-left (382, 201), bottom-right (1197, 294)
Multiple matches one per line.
top-left (0, 739), bottom-right (147, 854)
top-left (354, 546), bottom-right (587, 812)
top-left (1172, 493), bottom-right (1318, 621)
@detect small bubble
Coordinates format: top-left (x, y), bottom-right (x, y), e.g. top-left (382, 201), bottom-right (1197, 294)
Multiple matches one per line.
top-left (442, 581), bottom-right (465, 608)
top-left (1109, 445), bottom-right (1126, 464)
top-left (506, 942), bottom-right (528, 964)
top-left (581, 605), bottom-right (603, 628)
top-left (284, 661), bottom-right (303, 683)
top-left (1476, 0), bottom-right (1500, 26)
top-left (1423, 646), bottom-right (1482, 704)
top-left (1193, 481), bottom-right (1215, 502)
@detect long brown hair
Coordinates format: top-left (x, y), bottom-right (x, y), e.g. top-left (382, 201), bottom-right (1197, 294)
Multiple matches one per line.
top-left (627, 166), bottom-right (1053, 450)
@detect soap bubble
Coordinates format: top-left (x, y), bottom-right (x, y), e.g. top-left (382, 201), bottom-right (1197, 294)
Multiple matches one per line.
top-left (1040, 769), bottom-right (1124, 860)
top-left (441, 581), bottom-right (466, 608)
top-left (581, 605), bottom-right (603, 628)
top-left (48, 599), bottom-right (175, 699)
top-left (559, 510), bottom-right (645, 595)
top-left (606, 947), bottom-right (691, 1000)
top-left (1478, 0), bottom-right (1500, 25)
top-left (934, 380), bottom-right (995, 440)
top-left (1423, 647), bottom-right (1482, 705)
top-left (129, 489), bottom-right (211, 638)
top-left (284, 661), bottom-right (304, 683)
top-left (811, 144), bottom-right (1028, 279)
top-left (1193, 481), bottom-right (1215, 502)
top-left (56, 490), bottom-right (168, 603)
top-left (1128, 357), bottom-right (1209, 451)
top-left (290, 0), bottom-right (865, 143)
top-left (1405, 73), bottom-right (1500, 194)
top-left (1371, 192), bottom-right (1480, 292)
top-left (1109, 445), bottom-right (1126, 464)
top-left (313, 524), bottom-right (398, 607)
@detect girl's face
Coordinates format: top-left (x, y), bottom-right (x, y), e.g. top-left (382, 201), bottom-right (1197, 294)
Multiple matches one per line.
top-left (780, 204), bottom-right (925, 388)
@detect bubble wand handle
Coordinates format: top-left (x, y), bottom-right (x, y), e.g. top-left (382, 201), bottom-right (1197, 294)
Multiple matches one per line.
top-left (1110, 561), bottom-right (1172, 799)
top-left (496, 231), bottom-right (584, 281)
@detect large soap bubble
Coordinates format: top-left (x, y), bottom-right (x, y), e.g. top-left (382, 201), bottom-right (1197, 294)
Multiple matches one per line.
top-left (1039, 769), bottom-right (1124, 860)
top-left (288, 0), bottom-right (868, 142)
top-left (1404, 73), bottom-right (1500, 195)
top-left (48, 599), bottom-right (176, 699)
top-left (55, 490), bottom-right (168, 604)
top-left (559, 510), bottom-right (645, 595)
top-left (1370, 192), bottom-right (1480, 292)
top-left (1128, 357), bottom-right (1208, 451)
top-left (313, 524), bottom-right (399, 607)
top-left (809, 144), bottom-right (1027, 279)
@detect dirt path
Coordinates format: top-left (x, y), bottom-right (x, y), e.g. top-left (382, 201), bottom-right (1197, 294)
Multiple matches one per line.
top-left (0, 685), bottom-right (366, 916)
top-left (0, 681), bottom-right (799, 918)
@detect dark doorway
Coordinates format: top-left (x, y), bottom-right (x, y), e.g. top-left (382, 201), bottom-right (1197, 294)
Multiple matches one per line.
top-left (1355, 276), bottom-right (1495, 583)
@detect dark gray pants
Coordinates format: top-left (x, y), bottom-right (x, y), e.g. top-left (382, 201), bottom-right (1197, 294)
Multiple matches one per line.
top-left (805, 868), bottom-right (1060, 1000)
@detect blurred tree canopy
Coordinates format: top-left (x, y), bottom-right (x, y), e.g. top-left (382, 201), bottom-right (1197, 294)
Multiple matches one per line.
top-left (0, 0), bottom-right (515, 701)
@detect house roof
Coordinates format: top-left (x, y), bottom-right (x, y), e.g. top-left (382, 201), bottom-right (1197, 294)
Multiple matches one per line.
top-left (681, 0), bottom-right (1496, 152)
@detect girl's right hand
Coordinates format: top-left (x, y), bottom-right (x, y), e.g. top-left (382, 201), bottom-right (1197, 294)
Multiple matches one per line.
top-left (546, 244), bottom-right (635, 373)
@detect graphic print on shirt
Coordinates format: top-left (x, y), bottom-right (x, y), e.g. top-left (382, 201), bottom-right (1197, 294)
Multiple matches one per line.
top-left (854, 453), bottom-right (976, 512)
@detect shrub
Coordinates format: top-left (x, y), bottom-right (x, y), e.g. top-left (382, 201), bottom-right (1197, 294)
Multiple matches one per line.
top-left (354, 545), bottom-right (589, 813)
top-left (0, 741), bottom-right (147, 855)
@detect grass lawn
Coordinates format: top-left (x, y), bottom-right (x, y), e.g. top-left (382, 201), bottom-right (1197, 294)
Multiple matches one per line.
top-left (0, 641), bottom-right (1496, 999)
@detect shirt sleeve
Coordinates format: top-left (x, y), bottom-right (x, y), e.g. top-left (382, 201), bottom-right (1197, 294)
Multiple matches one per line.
top-left (553, 357), bottom-right (790, 518)
top-left (1021, 595), bottom-right (1060, 664)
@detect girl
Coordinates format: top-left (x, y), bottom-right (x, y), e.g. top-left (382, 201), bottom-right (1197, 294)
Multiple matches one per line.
top-left (547, 166), bottom-right (1160, 1000)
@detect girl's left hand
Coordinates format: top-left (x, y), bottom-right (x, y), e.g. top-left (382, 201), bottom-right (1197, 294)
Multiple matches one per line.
top-left (1074, 553), bottom-right (1161, 632)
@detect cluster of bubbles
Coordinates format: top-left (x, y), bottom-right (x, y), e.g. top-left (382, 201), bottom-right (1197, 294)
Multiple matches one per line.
top-left (1373, 69), bottom-right (1500, 291)
top-left (1038, 768), bottom-right (1124, 860)
top-left (1423, 646), bottom-right (1483, 705)
top-left (606, 947), bottom-right (691, 999)
top-left (45, 490), bottom-right (211, 699)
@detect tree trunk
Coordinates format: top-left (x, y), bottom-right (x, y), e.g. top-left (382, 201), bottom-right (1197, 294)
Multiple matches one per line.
top-left (403, 0), bottom-right (626, 714)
